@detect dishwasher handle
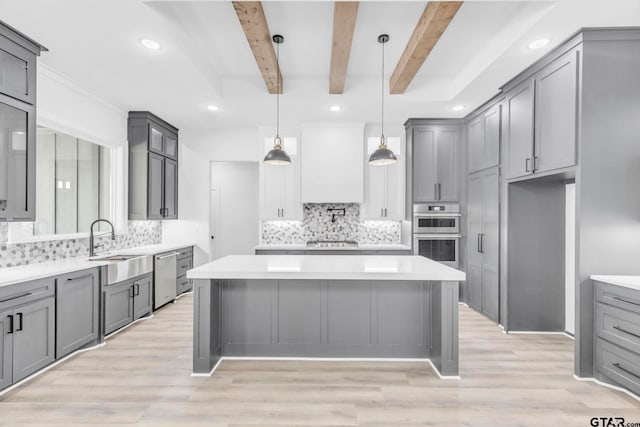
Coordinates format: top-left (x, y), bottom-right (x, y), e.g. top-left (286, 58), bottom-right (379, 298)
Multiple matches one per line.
top-left (156, 252), bottom-right (180, 260)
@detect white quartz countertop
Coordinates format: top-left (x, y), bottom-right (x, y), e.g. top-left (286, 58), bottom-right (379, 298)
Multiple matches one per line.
top-left (0, 243), bottom-right (193, 288)
top-left (188, 255), bottom-right (465, 281)
top-left (591, 275), bottom-right (640, 292)
top-left (254, 244), bottom-right (412, 251)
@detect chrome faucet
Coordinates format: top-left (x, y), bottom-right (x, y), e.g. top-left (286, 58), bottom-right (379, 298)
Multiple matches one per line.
top-left (89, 219), bottom-right (115, 257)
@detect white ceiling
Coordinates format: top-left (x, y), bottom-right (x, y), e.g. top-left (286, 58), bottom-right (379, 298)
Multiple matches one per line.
top-left (1, 0), bottom-right (639, 132)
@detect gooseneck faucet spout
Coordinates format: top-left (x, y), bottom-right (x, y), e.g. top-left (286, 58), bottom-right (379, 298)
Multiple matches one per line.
top-left (89, 219), bottom-right (116, 257)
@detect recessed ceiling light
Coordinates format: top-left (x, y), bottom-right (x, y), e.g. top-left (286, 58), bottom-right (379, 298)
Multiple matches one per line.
top-left (207, 105), bottom-right (219, 112)
top-left (329, 105), bottom-right (341, 112)
top-left (139, 38), bottom-right (161, 50)
top-left (452, 105), bottom-right (465, 112)
top-left (528, 38), bottom-right (550, 50)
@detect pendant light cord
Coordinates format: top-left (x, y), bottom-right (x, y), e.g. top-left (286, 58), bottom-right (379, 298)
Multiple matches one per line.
top-left (276, 41), bottom-right (280, 140)
top-left (381, 36), bottom-right (385, 142)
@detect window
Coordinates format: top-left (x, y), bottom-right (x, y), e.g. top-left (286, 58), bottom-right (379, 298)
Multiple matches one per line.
top-left (8, 126), bottom-right (119, 241)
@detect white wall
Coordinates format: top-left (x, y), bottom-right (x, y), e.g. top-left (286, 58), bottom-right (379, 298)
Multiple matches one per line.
top-left (37, 64), bottom-right (127, 148)
top-left (162, 129), bottom-right (260, 266)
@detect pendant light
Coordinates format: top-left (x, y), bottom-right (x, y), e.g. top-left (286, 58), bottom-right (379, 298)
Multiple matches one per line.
top-left (264, 34), bottom-right (291, 165)
top-left (369, 34), bottom-right (397, 166)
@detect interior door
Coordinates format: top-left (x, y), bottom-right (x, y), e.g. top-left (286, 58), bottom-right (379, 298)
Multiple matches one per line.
top-left (210, 162), bottom-right (259, 261)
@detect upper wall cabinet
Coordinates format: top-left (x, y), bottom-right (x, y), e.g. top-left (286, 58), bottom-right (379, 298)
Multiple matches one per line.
top-left (260, 137), bottom-right (302, 220)
top-left (0, 23), bottom-right (45, 222)
top-left (128, 111), bottom-right (179, 220)
top-left (301, 124), bottom-right (364, 203)
top-left (468, 104), bottom-right (501, 174)
top-left (505, 48), bottom-right (579, 180)
top-left (407, 121), bottom-right (461, 203)
top-left (363, 136), bottom-right (404, 220)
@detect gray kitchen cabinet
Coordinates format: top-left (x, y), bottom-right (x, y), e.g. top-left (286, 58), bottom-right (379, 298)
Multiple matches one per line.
top-left (505, 79), bottom-right (535, 179)
top-left (176, 247), bottom-right (193, 295)
top-left (133, 275), bottom-right (152, 320)
top-left (533, 49), bottom-right (578, 174)
top-left (128, 111), bottom-right (179, 220)
top-left (104, 280), bottom-right (134, 336)
top-left (55, 268), bottom-right (99, 358)
top-left (0, 309), bottom-right (12, 390)
top-left (408, 122), bottom-right (461, 202)
top-left (466, 168), bottom-right (499, 322)
top-left (468, 104), bottom-right (501, 174)
top-left (11, 297), bottom-right (55, 383)
top-left (505, 48), bottom-right (578, 180)
top-left (0, 22), bottom-right (45, 221)
top-left (104, 273), bottom-right (153, 335)
top-left (593, 281), bottom-right (640, 396)
top-left (0, 277), bottom-right (55, 391)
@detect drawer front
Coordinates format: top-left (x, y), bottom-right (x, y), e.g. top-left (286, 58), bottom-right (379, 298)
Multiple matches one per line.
top-left (596, 303), bottom-right (640, 354)
top-left (0, 277), bottom-right (55, 312)
top-left (177, 277), bottom-right (192, 295)
top-left (176, 246), bottom-right (193, 260)
top-left (595, 339), bottom-right (640, 396)
top-left (595, 282), bottom-right (640, 315)
top-left (177, 258), bottom-right (192, 278)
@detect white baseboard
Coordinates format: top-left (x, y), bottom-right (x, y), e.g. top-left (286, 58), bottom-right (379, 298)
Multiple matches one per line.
top-left (573, 375), bottom-right (640, 402)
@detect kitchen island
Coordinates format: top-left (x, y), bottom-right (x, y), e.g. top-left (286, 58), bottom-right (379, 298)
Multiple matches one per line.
top-left (187, 255), bottom-right (465, 377)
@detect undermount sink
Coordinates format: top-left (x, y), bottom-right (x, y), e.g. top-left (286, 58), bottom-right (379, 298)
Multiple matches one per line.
top-left (90, 253), bottom-right (153, 285)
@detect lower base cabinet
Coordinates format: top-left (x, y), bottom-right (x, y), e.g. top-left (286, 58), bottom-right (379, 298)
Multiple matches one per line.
top-left (104, 273), bottom-right (152, 336)
top-left (176, 246), bottom-right (193, 295)
top-left (56, 269), bottom-right (99, 358)
top-left (593, 281), bottom-right (640, 396)
top-left (0, 296), bottom-right (55, 389)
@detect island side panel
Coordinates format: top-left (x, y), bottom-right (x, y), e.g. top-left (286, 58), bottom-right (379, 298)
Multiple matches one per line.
top-left (221, 279), bottom-right (430, 358)
top-left (430, 280), bottom-right (459, 377)
top-left (193, 279), bottom-right (221, 374)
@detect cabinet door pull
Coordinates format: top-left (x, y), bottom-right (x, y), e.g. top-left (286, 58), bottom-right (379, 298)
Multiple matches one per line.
top-left (613, 362), bottom-right (640, 380)
top-left (533, 156), bottom-right (538, 172)
top-left (525, 158), bottom-right (531, 172)
top-left (613, 325), bottom-right (640, 339)
top-left (434, 183), bottom-right (438, 200)
top-left (281, 208), bottom-right (284, 217)
top-left (438, 183), bottom-right (442, 201)
top-left (25, 64), bottom-right (29, 96)
top-left (477, 234), bottom-right (482, 253)
top-left (7, 315), bottom-right (14, 334)
top-left (612, 296), bottom-right (640, 307)
top-left (129, 286), bottom-right (135, 298)
top-left (384, 208), bottom-right (387, 217)
top-left (135, 284), bottom-right (140, 296)
top-left (16, 313), bottom-right (23, 331)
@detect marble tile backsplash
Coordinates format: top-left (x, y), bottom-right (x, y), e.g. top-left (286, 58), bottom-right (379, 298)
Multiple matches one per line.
top-left (262, 203), bottom-right (401, 245)
top-left (0, 221), bottom-right (162, 268)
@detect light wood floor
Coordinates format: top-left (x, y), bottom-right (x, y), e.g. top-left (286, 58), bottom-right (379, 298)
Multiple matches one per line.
top-left (1, 294), bottom-right (638, 426)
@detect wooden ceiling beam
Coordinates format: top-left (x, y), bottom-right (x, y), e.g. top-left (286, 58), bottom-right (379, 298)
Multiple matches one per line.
top-left (329, 1), bottom-right (359, 94)
top-left (232, 1), bottom-right (282, 94)
top-left (389, 1), bottom-right (463, 94)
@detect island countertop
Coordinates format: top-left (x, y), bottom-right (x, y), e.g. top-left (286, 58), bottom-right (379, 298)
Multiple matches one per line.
top-left (187, 254), bottom-right (466, 281)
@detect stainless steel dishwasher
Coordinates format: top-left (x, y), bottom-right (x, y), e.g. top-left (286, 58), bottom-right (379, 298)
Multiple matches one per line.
top-left (154, 252), bottom-right (178, 309)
